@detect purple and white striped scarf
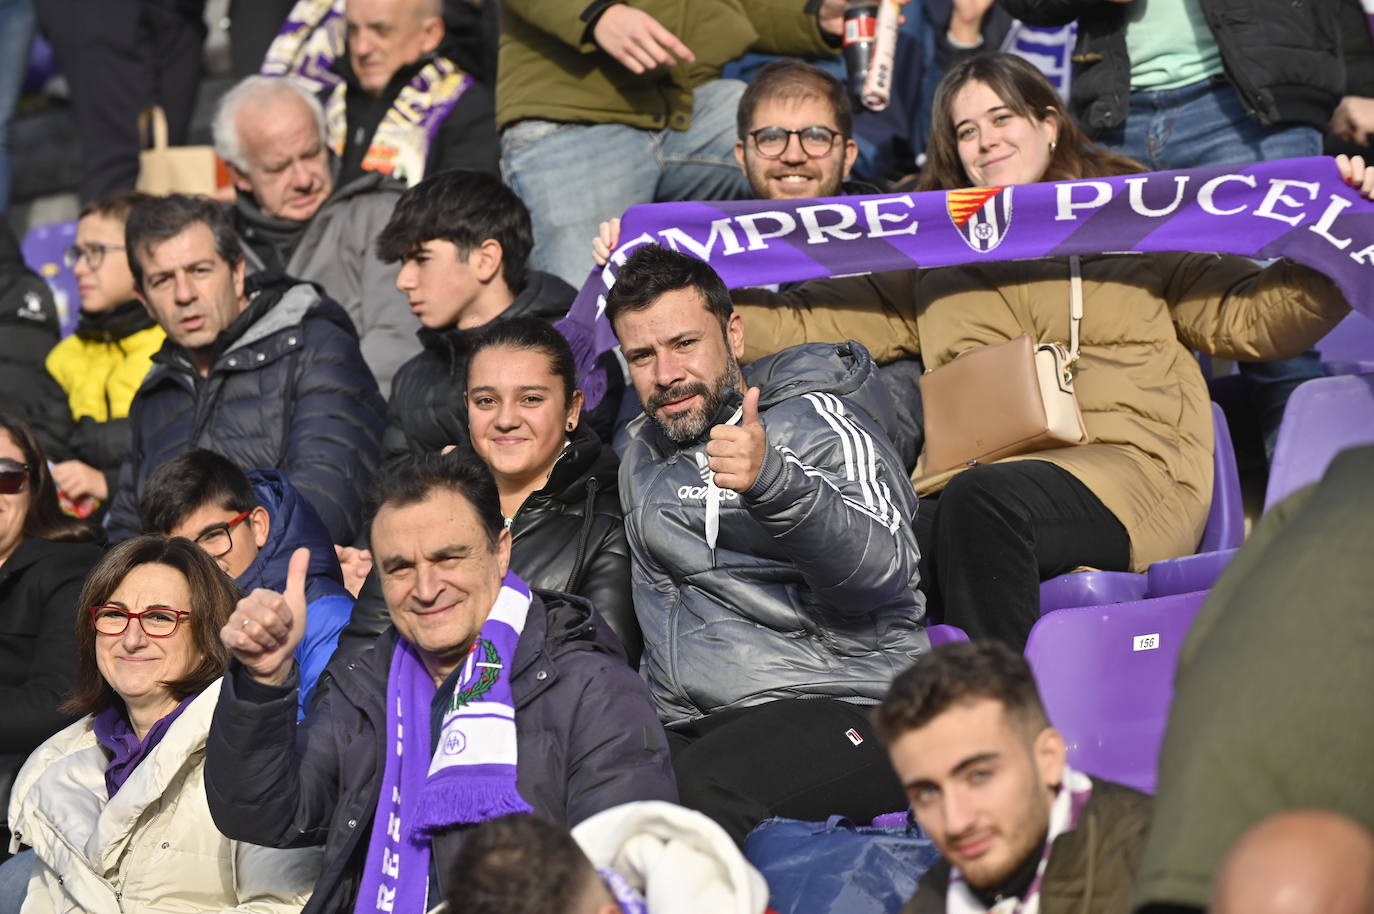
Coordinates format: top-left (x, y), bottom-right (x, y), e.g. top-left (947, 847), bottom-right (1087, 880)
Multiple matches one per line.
top-left (559, 157), bottom-right (1374, 407)
top-left (353, 573), bottom-right (535, 914)
top-left (945, 766), bottom-right (1094, 914)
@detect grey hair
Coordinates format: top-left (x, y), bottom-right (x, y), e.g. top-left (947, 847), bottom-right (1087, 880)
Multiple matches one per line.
top-left (211, 75), bottom-right (328, 172)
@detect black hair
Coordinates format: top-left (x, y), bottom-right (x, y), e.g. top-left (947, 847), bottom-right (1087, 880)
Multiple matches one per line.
top-left (138, 449), bottom-right (258, 535)
top-left (80, 189), bottom-right (156, 223)
top-left (604, 245), bottom-right (734, 335)
top-left (445, 814), bottom-right (601, 914)
top-left (737, 58), bottom-right (853, 140)
top-left (466, 317), bottom-right (578, 405)
top-left (374, 169), bottom-right (533, 293)
top-left (125, 194), bottom-right (244, 291)
top-left (875, 641), bottom-right (1051, 744)
top-left (367, 450), bottom-right (505, 550)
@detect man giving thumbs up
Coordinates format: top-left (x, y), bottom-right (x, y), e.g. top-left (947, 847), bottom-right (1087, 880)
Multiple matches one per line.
top-left (608, 245), bottom-right (927, 845)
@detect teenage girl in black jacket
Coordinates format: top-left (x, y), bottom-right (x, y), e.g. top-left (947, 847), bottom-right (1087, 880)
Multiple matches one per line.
top-left (338, 319), bottom-right (642, 667)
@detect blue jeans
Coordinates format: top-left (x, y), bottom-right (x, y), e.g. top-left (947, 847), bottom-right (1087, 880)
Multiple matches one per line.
top-left (501, 79), bottom-right (752, 287)
top-left (1100, 76), bottom-right (1322, 171)
top-left (1101, 77), bottom-right (1325, 458)
top-left (0, 848), bottom-right (33, 914)
top-left (0, 0), bottom-right (35, 210)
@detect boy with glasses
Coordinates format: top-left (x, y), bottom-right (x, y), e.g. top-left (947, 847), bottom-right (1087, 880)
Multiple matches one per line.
top-left (42, 191), bottom-right (164, 520)
top-left (138, 448), bottom-right (352, 715)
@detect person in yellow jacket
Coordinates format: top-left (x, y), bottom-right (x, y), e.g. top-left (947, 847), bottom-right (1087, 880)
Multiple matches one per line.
top-left (44, 191), bottom-right (164, 515)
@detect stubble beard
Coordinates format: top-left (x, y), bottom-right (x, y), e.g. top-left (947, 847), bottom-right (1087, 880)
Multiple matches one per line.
top-left (647, 356), bottom-right (744, 444)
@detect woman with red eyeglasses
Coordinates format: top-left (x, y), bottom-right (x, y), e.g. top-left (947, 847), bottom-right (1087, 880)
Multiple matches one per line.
top-left (6, 535), bottom-right (319, 912)
top-left (0, 410), bottom-right (102, 791)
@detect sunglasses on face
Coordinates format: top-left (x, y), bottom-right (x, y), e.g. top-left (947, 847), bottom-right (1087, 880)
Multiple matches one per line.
top-left (0, 459), bottom-right (28, 495)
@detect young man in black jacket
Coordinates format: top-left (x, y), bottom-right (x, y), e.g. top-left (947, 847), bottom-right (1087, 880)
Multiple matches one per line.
top-left (104, 194), bottom-right (386, 546)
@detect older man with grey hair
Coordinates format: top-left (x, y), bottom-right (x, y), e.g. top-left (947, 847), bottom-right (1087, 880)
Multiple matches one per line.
top-left (213, 74), bottom-right (419, 395)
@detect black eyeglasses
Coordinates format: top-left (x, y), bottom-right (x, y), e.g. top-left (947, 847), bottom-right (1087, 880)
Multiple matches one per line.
top-left (0, 459), bottom-right (28, 495)
top-left (193, 511), bottom-right (251, 558)
top-left (748, 125), bottom-right (842, 159)
top-left (89, 605), bottom-right (192, 638)
top-left (63, 242), bottom-right (126, 271)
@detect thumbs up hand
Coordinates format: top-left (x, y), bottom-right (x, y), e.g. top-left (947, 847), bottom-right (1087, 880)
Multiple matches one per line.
top-left (707, 387), bottom-right (767, 494)
top-left (222, 547), bottom-right (310, 687)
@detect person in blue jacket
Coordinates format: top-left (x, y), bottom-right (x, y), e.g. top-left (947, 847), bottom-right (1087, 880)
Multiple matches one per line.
top-left (138, 448), bottom-right (352, 715)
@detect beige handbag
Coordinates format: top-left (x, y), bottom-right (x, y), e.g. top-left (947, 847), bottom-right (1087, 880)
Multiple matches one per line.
top-left (136, 106), bottom-right (230, 196)
top-left (917, 255), bottom-right (1088, 478)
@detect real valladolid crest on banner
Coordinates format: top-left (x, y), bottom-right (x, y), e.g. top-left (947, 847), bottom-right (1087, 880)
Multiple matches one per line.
top-left (558, 156), bottom-right (1374, 405)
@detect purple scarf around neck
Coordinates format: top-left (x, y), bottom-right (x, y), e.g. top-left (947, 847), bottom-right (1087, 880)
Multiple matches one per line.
top-left (92, 695), bottom-right (196, 798)
top-left (353, 572), bottom-right (534, 914)
top-left (559, 156), bottom-right (1374, 408)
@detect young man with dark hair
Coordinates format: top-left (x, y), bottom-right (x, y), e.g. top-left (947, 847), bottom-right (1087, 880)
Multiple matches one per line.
top-left (446, 814), bottom-right (618, 914)
top-left (204, 451), bottom-right (675, 914)
top-left (104, 193), bottom-right (386, 546)
top-left (875, 642), bottom-right (1152, 914)
top-left (139, 449), bottom-right (352, 715)
top-left (608, 244), bottom-right (925, 844)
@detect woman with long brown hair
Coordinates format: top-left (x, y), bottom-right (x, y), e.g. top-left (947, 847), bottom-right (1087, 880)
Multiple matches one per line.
top-left (733, 52), bottom-right (1367, 649)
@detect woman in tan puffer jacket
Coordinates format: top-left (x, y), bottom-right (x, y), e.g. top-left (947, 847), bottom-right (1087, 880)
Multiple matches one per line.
top-left (733, 53), bottom-right (1356, 648)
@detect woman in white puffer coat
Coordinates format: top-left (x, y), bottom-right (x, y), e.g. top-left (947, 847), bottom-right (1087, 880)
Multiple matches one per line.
top-left (7, 535), bottom-right (320, 914)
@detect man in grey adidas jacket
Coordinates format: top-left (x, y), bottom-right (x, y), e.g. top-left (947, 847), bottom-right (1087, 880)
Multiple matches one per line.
top-left (609, 245), bottom-right (928, 844)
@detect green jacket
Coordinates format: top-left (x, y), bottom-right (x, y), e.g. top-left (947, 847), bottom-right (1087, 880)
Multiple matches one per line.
top-left (904, 778), bottom-right (1153, 914)
top-left (1134, 444), bottom-right (1374, 911)
top-left (497, 0), bottom-right (837, 131)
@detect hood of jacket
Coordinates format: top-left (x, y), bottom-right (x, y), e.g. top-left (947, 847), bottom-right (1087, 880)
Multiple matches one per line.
top-left (572, 801), bottom-right (769, 914)
top-left (239, 468), bottom-right (349, 604)
top-left (528, 423), bottom-right (618, 511)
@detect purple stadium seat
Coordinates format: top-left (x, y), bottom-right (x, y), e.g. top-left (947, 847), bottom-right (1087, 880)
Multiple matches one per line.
top-left (21, 221), bottom-right (79, 337)
top-left (1024, 590), bottom-right (1209, 794)
top-left (1317, 312), bottom-right (1374, 376)
top-left (1264, 374), bottom-right (1374, 512)
top-left (1040, 402), bottom-right (1241, 611)
top-left (925, 624), bottom-right (969, 647)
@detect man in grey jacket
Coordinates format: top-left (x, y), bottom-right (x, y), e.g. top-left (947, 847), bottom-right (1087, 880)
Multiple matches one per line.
top-left (213, 74), bottom-right (418, 395)
top-left (608, 245), bottom-right (928, 844)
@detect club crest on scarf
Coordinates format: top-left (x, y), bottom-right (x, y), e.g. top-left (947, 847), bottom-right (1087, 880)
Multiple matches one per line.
top-left (948, 187), bottom-right (1014, 253)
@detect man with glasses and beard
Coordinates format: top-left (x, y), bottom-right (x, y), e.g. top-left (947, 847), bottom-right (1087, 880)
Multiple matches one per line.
top-left (138, 449), bottom-right (351, 716)
top-left (608, 245), bottom-right (927, 845)
top-left (597, 61), bottom-right (924, 468)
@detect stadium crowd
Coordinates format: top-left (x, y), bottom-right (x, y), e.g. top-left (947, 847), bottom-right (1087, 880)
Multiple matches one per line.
top-left (0, 0), bottom-right (1371, 913)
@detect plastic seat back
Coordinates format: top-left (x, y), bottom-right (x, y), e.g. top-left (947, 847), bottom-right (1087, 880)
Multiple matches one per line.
top-left (1316, 312), bottom-right (1374, 375)
top-left (1265, 374), bottom-right (1374, 512)
top-left (1198, 402), bottom-right (1244, 552)
top-left (925, 624), bottom-right (969, 647)
top-left (1024, 590), bottom-right (1208, 794)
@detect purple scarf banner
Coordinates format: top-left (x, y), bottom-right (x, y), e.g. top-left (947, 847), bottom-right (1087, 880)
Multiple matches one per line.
top-left (560, 156), bottom-right (1374, 390)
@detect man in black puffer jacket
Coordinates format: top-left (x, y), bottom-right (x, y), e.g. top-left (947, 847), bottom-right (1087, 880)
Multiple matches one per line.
top-left (103, 194), bottom-right (386, 546)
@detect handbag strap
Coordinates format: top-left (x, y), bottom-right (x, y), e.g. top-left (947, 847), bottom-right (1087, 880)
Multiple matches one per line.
top-left (1068, 255), bottom-right (1083, 364)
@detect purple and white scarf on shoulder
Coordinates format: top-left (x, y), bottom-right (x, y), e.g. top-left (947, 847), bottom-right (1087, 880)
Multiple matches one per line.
top-left (353, 572), bottom-right (535, 914)
top-left (945, 766), bottom-right (1094, 914)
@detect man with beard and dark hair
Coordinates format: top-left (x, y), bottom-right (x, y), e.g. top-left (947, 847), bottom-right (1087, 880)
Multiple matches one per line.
top-left (607, 244), bottom-right (927, 845)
